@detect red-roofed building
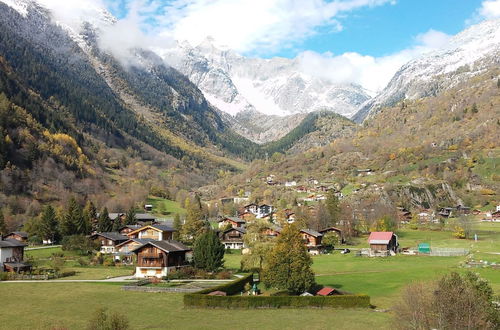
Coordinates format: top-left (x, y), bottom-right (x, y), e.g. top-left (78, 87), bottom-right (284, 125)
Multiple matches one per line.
top-left (316, 287), bottom-right (337, 296)
top-left (368, 232), bottom-right (398, 253)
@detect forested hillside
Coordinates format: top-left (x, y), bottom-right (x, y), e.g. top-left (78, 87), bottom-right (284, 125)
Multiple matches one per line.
top-left (212, 66), bottom-right (500, 211)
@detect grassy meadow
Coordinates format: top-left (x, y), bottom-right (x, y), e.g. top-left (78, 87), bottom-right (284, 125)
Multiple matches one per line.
top-left (1, 223), bottom-right (499, 329)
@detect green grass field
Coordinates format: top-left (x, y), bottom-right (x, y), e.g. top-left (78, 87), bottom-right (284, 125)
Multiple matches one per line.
top-left (146, 196), bottom-right (186, 217)
top-left (1, 225), bottom-right (499, 329)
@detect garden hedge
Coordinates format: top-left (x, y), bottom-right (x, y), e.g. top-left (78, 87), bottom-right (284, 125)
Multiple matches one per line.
top-left (184, 274), bottom-right (370, 309)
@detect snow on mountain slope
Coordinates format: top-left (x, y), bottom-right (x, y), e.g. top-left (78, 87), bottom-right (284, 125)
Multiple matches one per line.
top-left (354, 18), bottom-right (500, 122)
top-left (158, 40), bottom-right (371, 119)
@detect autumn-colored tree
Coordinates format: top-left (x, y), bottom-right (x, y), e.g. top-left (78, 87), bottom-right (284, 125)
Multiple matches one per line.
top-left (181, 195), bottom-right (206, 242)
top-left (241, 219), bottom-right (275, 273)
top-left (83, 201), bottom-right (97, 233)
top-left (261, 224), bottom-right (315, 294)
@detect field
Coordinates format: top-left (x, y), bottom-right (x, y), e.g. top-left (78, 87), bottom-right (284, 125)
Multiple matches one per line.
top-left (146, 196), bottom-right (186, 218)
top-left (1, 223), bottom-right (499, 329)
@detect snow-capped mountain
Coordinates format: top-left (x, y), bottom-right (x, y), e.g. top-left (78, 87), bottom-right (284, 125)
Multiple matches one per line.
top-left (354, 19), bottom-right (500, 122)
top-left (158, 40), bottom-right (371, 119)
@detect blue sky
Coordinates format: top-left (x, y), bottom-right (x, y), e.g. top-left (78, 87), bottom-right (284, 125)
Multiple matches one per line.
top-left (288, 0), bottom-right (483, 58)
top-left (103, 0), bottom-right (486, 59)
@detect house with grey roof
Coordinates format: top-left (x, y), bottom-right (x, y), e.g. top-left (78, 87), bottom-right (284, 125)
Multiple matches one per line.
top-left (131, 240), bottom-right (191, 278)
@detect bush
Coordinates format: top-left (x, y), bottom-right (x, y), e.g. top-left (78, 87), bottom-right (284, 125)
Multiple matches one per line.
top-left (102, 257), bottom-right (116, 267)
top-left (164, 266), bottom-right (196, 280)
top-left (62, 235), bottom-right (99, 255)
top-left (87, 307), bottom-right (129, 330)
top-left (215, 270), bottom-right (232, 280)
top-left (0, 272), bottom-right (8, 281)
top-left (184, 293), bottom-right (370, 309)
top-left (77, 257), bottom-right (90, 266)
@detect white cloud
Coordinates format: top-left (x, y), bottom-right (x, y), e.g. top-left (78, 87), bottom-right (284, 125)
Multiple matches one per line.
top-left (467, 0), bottom-right (500, 24)
top-left (478, 0), bottom-right (500, 19)
top-left (153, 0), bottom-right (395, 53)
top-left (297, 29), bottom-right (451, 93)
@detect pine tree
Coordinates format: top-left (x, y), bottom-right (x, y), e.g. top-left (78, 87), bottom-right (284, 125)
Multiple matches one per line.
top-left (83, 201), bottom-right (97, 233)
top-left (325, 190), bottom-right (340, 226)
top-left (60, 197), bottom-right (82, 236)
top-left (181, 196), bottom-right (206, 242)
top-left (173, 213), bottom-right (181, 241)
top-left (0, 207), bottom-right (7, 236)
top-left (112, 215), bottom-right (122, 232)
top-left (125, 206), bottom-right (136, 225)
top-left (192, 230), bottom-right (225, 272)
top-left (39, 205), bottom-right (59, 244)
top-left (97, 207), bottom-right (113, 233)
top-left (261, 224), bottom-right (315, 294)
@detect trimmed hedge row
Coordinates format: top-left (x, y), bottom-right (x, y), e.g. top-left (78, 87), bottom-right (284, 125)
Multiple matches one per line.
top-left (195, 273), bottom-right (254, 295)
top-left (183, 274), bottom-right (370, 309)
top-left (184, 293), bottom-right (371, 309)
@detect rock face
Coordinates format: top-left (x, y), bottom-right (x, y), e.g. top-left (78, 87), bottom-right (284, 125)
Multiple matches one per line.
top-left (158, 40), bottom-right (371, 143)
top-left (354, 19), bottom-right (500, 122)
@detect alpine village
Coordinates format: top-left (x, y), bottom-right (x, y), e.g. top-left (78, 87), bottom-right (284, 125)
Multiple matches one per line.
top-left (0, 0), bottom-right (499, 329)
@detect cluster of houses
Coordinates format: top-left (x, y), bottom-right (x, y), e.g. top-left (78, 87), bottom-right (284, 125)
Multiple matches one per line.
top-left (217, 203), bottom-right (344, 255)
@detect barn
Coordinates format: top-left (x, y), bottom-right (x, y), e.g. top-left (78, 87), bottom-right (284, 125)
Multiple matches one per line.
top-left (368, 232), bottom-right (398, 253)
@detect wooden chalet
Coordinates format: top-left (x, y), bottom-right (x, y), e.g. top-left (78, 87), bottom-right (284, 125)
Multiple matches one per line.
top-left (118, 224), bottom-right (142, 235)
top-left (0, 237), bottom-right (30, 273)
top-left (319, 227), bottom-right (344, 243)
top-left (300, 229), bottom-right (323, 255)
top-left (134, 213), bottom-right (157, 225)
top-left (262, 226), bottom-right (282, 237)
top-left (4, 231), bottom-right (28, 242)
top-left (126, 224), bottom-right (175, 241)
top-left (492, 210), bottom-right (500, 220)
top-left (90, 232), bottom-right (128, 254)
top-left (219, 227), bottom-right (246, 249)
top-left (397, 207), bottom-right (412, 224)
top-left (115, 238), bottom-right (154, 264)
top-left (368, 232), bottom-right (398, 253)
top-left (131, 240), bottom-right (191, 278)
top-left (238, 211), bottom-right (255, 222)
top-left (218, 217), bottom-right (246, 229)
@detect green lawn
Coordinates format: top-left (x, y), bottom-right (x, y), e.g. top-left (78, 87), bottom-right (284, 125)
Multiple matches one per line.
top-left (146, 196), bottom-right (186, 217)
top-left (0, 283), bottom-right (389, 330)
top-left (2, 227), bottom-right (499, 329)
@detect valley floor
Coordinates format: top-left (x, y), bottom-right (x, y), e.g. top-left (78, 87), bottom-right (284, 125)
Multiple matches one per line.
top-left (1, 224), bottom-right (499, 329)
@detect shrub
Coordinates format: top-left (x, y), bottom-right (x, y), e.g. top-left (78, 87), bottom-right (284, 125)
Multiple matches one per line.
top-left (102, 257), bottom-right (116, 267)
top-left (184, 293), bottom-right (370, 309)
top-left (77, 257), bottom-right (90, 266)
top-left (164, 266), bottom-right (197, 280)
top-left (215, 270), bottom-right (232, 280)
top-left (62, 235), bottom-right (99, 255)
top-left (394, 272), bottom-right (499, 329)
top-left (87, 307), bottom-right (129, 330)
